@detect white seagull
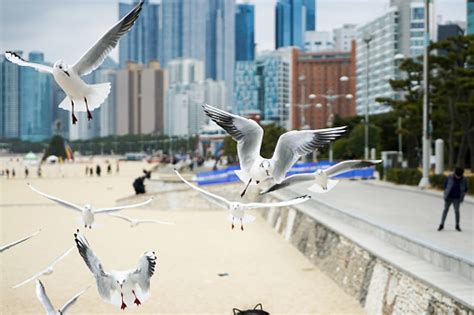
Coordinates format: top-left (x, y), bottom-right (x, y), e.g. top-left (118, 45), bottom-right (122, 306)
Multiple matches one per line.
top-left (13, 246), bottom-right (74, 288)
top-left (28, 183), bottom-right (153, 229)
top-left (108, 213), bottom-right (175, 228)
top-left (4, 1), bottom-right (143, 124)
top-left (261, 160), bottom-right (383, 194)
top-left (0, 229), bottom-right (41, 253)
top-left (202, 104), bottom-right (347, 197)
top-left (74, 231), bottom-right (156, 310)
top-left (175, 170), bottom-right (311, 230)
top-left (36, 279), bottom-right (88, 315)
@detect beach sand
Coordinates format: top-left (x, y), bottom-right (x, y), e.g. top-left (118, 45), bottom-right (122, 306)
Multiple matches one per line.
top-left (1, 158), bottom-right (364, 314)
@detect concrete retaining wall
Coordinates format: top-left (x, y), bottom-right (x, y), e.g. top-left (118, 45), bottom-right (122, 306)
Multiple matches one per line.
top-left (262, 202), bottom-right (474, 315)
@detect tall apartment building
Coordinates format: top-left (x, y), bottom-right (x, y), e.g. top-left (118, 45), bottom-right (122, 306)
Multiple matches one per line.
top-left (234, 48), bottom-right (294, 128)
top-left (333, 24), bottom-right (357, 52)
top-left (235, 3), bottom-right (255, 61)
top-left (119, 0), bottom-right (160, 67)
top-left (355, 0), bottom-right (436, 115)
top-left (116, 61), bottom-right (165, 135)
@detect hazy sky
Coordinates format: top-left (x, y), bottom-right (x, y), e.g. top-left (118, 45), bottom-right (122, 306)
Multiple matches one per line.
top-left (0, 0), bottom-right (467, 64)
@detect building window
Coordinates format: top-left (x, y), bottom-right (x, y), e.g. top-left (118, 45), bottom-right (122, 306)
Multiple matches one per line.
top-left (412, 7), bottom-right (424, 20)
top-left (411, 22), bottom-right (424, 29)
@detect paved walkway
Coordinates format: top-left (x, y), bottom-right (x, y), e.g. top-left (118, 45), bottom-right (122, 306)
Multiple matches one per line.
top-left (287, 180), bottom-right (474, 263)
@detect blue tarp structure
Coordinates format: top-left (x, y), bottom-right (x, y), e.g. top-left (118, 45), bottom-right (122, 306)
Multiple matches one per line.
top-left (195, 161), bottom-right (375, 186)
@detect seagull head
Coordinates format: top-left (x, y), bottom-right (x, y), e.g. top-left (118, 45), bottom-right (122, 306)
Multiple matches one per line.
top-left (116, 278), bottom-right (126, 288)
top-left (84, 204), bottom-right (92, 212)
top-left (53, 60), bottom-right (70, 77)
top-left (255, 160), bottom-right (272, 184)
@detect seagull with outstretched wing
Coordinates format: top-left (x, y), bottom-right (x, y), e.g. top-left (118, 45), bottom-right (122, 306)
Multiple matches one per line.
top-left (74, 230), bottom-right (156, 310)
top-left (0, 229), bottom-right (40, 253)
top-left (4, 1), bottom-right (143, 124)
top-left (36, 279), bottom-right (88, 315)
top-left (28, 183), bottom-right (152, 228)
top-left (13, 246), bottom-right (74, 288)
top-left (175, 170), bottom-right (310, 231)
top-left (202, 104), bottom-right (347, 197)
top-left (108, 213), bottom-right (174, 228)
top-left (261, 160), bottom-right (383, 194)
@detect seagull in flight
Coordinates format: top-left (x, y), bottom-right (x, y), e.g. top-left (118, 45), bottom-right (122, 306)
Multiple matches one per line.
top-left (202, 104), bottom-right (346, 197)
top-left (4, 1), bottom-right (144, 124)
top-left (13, 246), bottom-right (74, 288)
top-left (36, 279), bottom-right (88, 315)
top-left (28, 183), bottom-right (153, 229)
top-left (0, 229), bottom-right (40, 253)
top-left (175, 170), bottom-right (311, 231)
top-left (108, 213), bottom-right (174, 228)
top-left (261, 160), bottom-right (383, 194)
top-left (74, 230), bottom-right (156, 310)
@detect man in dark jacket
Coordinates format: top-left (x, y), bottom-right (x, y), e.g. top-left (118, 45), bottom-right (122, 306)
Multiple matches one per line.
top-left (438, 167), bottom-right (468, 232)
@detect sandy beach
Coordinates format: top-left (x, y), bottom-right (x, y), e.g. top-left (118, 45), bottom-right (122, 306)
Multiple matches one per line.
top-left (0, 157), bottom-right (364, 314)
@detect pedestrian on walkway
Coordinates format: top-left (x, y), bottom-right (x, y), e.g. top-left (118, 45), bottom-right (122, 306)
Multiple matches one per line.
top-left (438, 167), bottom-right (468, 232)
top-left (96, 165), bottom-right (101, 177)
top-left (25, 167), bottom-right (29, 178)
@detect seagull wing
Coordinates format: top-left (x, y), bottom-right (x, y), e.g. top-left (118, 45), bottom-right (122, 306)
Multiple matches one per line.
top-left (35, 280), bottom-right (56, 314)
top-left (72, 0), bottom-right (144, 76)
top-left (245, 195), bottom-right (311, 209)
top-left (136, 219), bottom-right (175, 226)
top-left (13, 246), bottom-right (74, 288)
top-left (271, 127), bottom-right (347, 183)
top-left (108, 213), bottom-right (133, 223)
top-left (59, 285), bottom-right (89, 314)
top-left (0, 229), bottom-right (40, 253)
top-left (74, 232), bottom-right (114, 301)
top-left (49, 246), bottom-right (74, 269)
top-left (13, 269), bottom-right (48, 289)
top-left (202, 104), bottom-right (263, 173)
top-left (28, 184), bottom-right (83, 212)
top-left (175, 170), bottom-right (229, 209)
top-left (5, 51), bottom-right (53, 74)
top-left (94, 198), bottom-right (153, 213)
top-left (129, 252), bottom-right (156, 298)
top-left (260, 173), bottom-right (315, 194)
top-left (324, 160), bottom-right (382, 177)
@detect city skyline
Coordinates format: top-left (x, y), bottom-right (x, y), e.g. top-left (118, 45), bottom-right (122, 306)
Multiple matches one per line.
top-left (0, 0), bottom-right (466, 64)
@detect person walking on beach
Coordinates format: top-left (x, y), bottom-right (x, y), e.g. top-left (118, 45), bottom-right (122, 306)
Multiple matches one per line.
top-left (11, 168), bottom-right (15, 178)
top-left (438, 167), bottom-right (468, 232)
top-left (5, 169), bottom-right (10, 179)
top-left (96, 165), bottom-right (101, 177)
top-left (25, 167), bottom-right (29, 178)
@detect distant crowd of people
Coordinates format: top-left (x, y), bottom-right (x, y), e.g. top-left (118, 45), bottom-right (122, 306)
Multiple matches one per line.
top-left (84, 161), bottom-right (119, 177)
top-left (3, 166), bottom-right (42, 179)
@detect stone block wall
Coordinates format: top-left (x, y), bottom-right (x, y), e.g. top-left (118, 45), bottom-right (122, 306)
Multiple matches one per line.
top-left (262, 205), bottom-right (473, 315)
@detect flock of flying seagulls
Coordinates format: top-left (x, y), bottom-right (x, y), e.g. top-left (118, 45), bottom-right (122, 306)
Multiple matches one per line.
top-left (2, 0), bottom-right (382, 312)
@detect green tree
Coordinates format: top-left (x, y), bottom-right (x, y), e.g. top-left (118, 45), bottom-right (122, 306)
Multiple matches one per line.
top-left (430, 35), bottom-right (474, 170)
top-left (376, 58), bottom-right (423, 167)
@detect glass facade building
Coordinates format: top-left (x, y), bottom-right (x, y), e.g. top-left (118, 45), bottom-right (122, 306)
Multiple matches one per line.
top-left (235, 4), bottom-right (255, 61)
top-left (468, 0), bottom-right (474, 35)
top-left (20, 52), bottom-right (53, 141)
top-left (119, 0), bottom-right (160, 67)
top-left (275, 0), bottom-right (315, 49)
top-left (0, 52), bottom-right (21, 139)
top-left (234, 49), bottom-right (292, 128)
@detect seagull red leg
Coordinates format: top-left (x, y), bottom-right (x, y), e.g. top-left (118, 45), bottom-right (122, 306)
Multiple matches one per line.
top-left (84, 97), bottom-right (92, 121)
top-left (120, 292), bottom-right (127, 310)
top-left (132, 290), bottom-right (141, 306)
top-left (71, 100), bottom-right (78, 125)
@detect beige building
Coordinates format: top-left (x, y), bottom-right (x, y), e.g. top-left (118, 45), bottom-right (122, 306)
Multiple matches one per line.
top-left (116, 61), bottom-right (165, 135)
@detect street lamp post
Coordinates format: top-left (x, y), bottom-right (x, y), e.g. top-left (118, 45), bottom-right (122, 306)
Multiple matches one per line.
top-left (299, 75), bottom-right (306, 128)
top-left (364, 35), bottom-right (373, 160)
top-left (419, 0), bottom-right (431, 187)
top-left (316, 92), bottom-right (353, 162)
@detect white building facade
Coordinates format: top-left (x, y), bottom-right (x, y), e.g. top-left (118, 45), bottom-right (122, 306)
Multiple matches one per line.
top-left (355, 0), bottom-right (436, 115)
